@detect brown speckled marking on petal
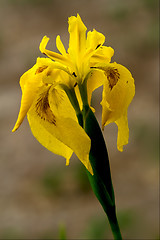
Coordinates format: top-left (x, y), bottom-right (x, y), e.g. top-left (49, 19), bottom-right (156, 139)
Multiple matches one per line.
top-left (35, 88), bottom-right (56, 125)
top-left (105, 67), bottom-right (120, 90)
top-left (35, 66), bottom-right (48, 74)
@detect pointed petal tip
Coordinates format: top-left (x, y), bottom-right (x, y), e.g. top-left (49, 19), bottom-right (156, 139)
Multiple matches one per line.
top-left (65, 158), bottom-right (70, 166)
top-left (12, 126), bottom-right (18, 133)
top-left (12, 121), bottom-right (22, 132)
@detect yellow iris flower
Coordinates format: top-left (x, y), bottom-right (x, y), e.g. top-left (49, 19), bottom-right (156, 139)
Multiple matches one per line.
top-left (12, 14), bottom-right (135, 173)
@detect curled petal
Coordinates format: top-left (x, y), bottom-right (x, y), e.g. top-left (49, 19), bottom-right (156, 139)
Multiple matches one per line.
top-left (101, 63), bottom-right (135, 150)
top-left (39, 36), bottom-right (71, 67)
top-left (87, 70), bottom-right (104, 107)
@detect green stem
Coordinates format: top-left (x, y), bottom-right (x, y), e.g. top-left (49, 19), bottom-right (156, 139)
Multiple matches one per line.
top-left (63, 77), bottom-right (122, 239)
top-left (83, 105), bottom-right (122, 240)
top-left (109, 216), bottom-right (122, 240)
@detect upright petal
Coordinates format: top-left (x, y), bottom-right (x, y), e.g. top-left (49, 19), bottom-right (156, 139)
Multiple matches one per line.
top-left (86, 29), bottom-right (105, 50)
top-left (39, 36), bottom-right (71, 67)
top-left (84, 29), bottom-right (114, 65)
top-left (68, 14), bottom-right (87, 59)
top-left (56, 35), bottom-right (67, 55)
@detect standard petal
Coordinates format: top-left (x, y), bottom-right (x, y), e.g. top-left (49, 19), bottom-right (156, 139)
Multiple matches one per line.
top-left (56, 35), bottom-right (67, 55)
top-left (39, 36), bottom-right (71, 67)
top-left (90, 46), bottom-right (114, 64)
top-left (68, 14), bottom-right (87, 59)
top-left (39, 35), bottom-right (50, 53)
top-left (86, 29), bottom-right (105, 50)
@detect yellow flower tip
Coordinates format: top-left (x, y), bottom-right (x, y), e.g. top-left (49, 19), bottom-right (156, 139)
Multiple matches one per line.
top-left (76, 13), bottom-right (82, 22)
top-left (39, 36), bottom-right (50, 54)
top-left (56, 35), bottom-right (66, 55)
top-left (12, 126), bottom-right (17, 132)
top-left (68, 13), bottom-right (87, 33)
top-left (65, 157), bottom-right (70, 166)
top-left (12, 121), bottom-right (21, 132)
top-left (118, 146), bottom-right (123, 152)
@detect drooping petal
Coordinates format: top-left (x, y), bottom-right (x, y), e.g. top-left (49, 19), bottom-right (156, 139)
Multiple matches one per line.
top-left (87, 70), bottom-right (104, 107)
top-left (12, 58), bottom-right (56, 132)
top-left (101, 62), bottom-right (135, 150)
top-left (101, 62), bottom-right (135, 124)
top-left (115, 112), bottom-right (129, 152)
top-left (12, 64), bottom-right (42, 132)
top-left (27, 110), bottom-right (73, 164)
top-left (49, 86), bottom-right (92, 173)
top-left (27, 85), bottom-right (92, 174)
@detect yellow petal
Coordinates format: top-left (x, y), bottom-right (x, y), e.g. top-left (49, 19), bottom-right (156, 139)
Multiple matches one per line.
top-left (68, 14), bottom-right (87, 58)
top-left (90, 46), bottom-right (114, 64)
top-left (39, 36), bottom-right (71, 67)
top-left (27, 109), bottom-right (73, 164)
top-left (56, 117), bottom-right (92, 174)
top-left (115, 113), bottom-right (129, 152)
top-left (56, 35), bottom-right (66, 55)
top-left (100, 63), bottom-right (135, 151)
top-left (39, 35), bottom-right (50, 53)
top-left (86, 29), bottom-right (105, 50)
top-left (101, 62), bottom-right (135, 127)
top-left (87, 70), bottom-right (104, 107)
top-left (12, 63), bottom-right (44, 132)
top-left (27, 85), bottom-right (93, 174)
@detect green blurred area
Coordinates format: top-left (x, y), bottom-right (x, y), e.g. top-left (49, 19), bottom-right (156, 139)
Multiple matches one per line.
top-left (0, 0), bottom-right (159, 239)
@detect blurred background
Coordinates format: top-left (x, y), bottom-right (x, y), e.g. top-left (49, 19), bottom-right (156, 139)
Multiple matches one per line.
top-left (0, 0), bottom-right (159, 239)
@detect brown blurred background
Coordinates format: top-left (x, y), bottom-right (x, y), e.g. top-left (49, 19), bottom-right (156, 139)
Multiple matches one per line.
top-left (0, 0), bottom-right (159, 239)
